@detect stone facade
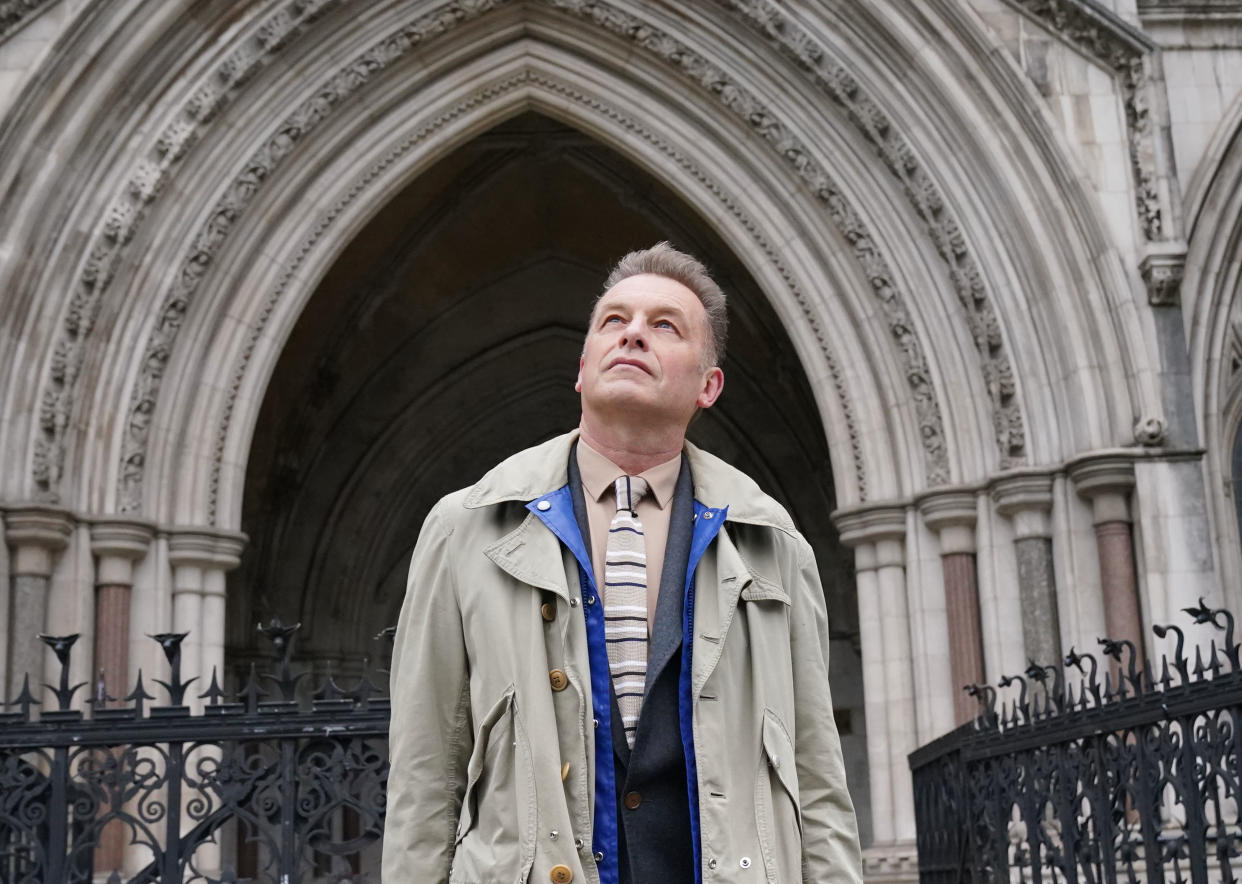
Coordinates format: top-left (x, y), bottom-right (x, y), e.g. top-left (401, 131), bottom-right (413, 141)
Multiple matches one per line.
top-left (3, 0), bottom-right (1242, 878)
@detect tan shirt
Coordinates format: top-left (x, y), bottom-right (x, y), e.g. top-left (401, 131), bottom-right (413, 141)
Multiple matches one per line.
top-left (576, 438), bottom-right (681, 638)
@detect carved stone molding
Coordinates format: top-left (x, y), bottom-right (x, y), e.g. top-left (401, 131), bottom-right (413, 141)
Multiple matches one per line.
top-left (917, 486), bottom-right (981, 555)
top-left (1068, 452), bottom-right (1136, 523)
top-left (0, 0), bottom-right (56, 43)
top-left (1004, 0), bottom-right (1163, 241)
top-left (1132, 415), bottom-right (1168, 446)
top-left (1140, 247), bottom-right (1185, 306)
top-left (721, 0), bottom-right (1026, 468)
top-left (168, 527), bottom-right (247, 573)
top-left (833, 502), bottom-right (908, 550)
top-left (33, 0), bottom-right (342, 503)
top-left (35, 0), bottom-right (960, 513)
top-left (991, 468), bottom-right (1055, 539)
top-left (4, 504), bottom-right (75, 577)
top-left (206, 70), bottom-right (870, 517)
top-left (88, 517), bottom-right (156, 585)
top-left (542, 0), bottom-right (949, 483)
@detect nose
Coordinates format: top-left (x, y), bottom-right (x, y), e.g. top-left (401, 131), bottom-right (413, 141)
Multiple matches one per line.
top-left (619, 316), bottom-right (648, 350)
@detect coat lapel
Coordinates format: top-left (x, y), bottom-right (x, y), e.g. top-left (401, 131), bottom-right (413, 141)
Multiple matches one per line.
top-left (483, 507), bottom-right (575, 602)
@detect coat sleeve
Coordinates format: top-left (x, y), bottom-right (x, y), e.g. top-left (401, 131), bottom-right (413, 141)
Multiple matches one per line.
top-left (382, 500), bottom-right (472, 883)
top-left (789, 535), bottom-right (864, 882)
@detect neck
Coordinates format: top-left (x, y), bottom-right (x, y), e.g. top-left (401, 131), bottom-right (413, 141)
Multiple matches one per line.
top-left (579, 415), bottom-right (685, 475)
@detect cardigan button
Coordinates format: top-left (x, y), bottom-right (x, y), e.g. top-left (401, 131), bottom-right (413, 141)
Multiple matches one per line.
top-left (541, 602), bottom-right (557, 622)
top-left (623, 791), bottom-right (642, 810)
top-left (550, 864), bottom-right (573, 883)
top-left (549, 669), bottom-right (569, 692)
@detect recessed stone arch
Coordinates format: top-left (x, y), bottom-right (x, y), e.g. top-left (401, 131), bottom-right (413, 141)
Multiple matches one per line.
top-left (132, 22), bottom-right (925, 529)
top-left (0, 0), bottom-right (1208, 868)
top-left (1187, 99), bottom-right (1242, 612)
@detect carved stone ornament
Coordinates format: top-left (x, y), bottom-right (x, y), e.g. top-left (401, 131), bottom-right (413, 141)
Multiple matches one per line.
top-left (0, 0), bottom-right (54, 42)
top-left (207, 71), bottom-right (871, 513)
top-left (1005, 0), bottom-right (1163, 241)
top-left (42, 0), bottom-right (992, 511)
top-left (129, 0), bottom-right (957, 515)
top-left (1140, 249), bottom-right (1185, 306)
top-left (1132, 415), bottom-right (1167, 447)
top-left (718, 0), bottom-right (1026, 468)
top-left (35, 0), bottom-right (341, 505)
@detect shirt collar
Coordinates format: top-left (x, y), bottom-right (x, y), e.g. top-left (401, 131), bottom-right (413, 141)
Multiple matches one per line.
top-left (576, 436), bottom-right (681, 509)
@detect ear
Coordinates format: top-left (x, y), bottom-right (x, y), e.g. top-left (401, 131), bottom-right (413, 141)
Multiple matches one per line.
top-left (697, 366), bottom-right (724, 409)
top-left (574, 355), bottom-right (584, 393)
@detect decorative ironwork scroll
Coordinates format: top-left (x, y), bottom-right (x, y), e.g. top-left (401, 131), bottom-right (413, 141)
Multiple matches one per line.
top-left (911, 599), bottom-right (1242, 883)
top-left (0, 621), bottom-right (392, 883)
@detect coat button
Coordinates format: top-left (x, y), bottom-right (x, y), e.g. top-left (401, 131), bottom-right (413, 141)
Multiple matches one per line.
top-left (623, 791), bottom-right (642, 810)
top-left (550, 864), bottom-right (573, 883)
top-left (549, 669), bottom-right (568, 691)
top-left (541, 602), bottom-right (557, 622)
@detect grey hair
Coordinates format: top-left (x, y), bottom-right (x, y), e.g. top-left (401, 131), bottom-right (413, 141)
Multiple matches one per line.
top-left (597, 242), bottom-right (727, 365)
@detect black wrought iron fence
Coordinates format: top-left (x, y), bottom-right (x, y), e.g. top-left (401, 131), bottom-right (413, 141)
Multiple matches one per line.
top-left (0, 621), bottom-right (392, 883)
top-left (910, 599), bottom-right (1242, 884)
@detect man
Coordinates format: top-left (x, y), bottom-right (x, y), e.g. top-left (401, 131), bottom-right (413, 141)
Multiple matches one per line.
top-left (383, 243), bottom-right (861, 883)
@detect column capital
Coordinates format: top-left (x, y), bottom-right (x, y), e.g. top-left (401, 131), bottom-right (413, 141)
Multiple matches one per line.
top-left (89, 517), bottom-right (156, 560)
top-left (89, 517), bottom-right (157, 586)
top-left (991, 469), bottom-right (1055, 539)
top-left (1068, 454), bottom-right (1136, 524)
top-left (1139, 242), bottom-right (1185, 307)
top-left (915, 487), bottom-right (979, 555)
top-left (4, 504), bottom-right (75, 577)
top-left (168, 527), bottom-right (248, 572)
top-left (832, 502), bottom-right (907, 548)
top-left (990, 469), bottom-right (1054, 514)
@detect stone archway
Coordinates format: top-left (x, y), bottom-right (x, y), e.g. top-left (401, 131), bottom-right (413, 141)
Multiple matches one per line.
top-left (0, 1), bottom-right (1192, 874)
top-left (232, 108), bottom-right (867, 828)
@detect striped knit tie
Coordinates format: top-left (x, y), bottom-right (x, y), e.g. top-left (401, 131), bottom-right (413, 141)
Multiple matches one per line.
top-left (605, 475), bottom-right (649, 748)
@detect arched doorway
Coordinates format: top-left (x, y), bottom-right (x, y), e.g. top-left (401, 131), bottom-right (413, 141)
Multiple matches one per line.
top-left (231, 109), bottom-right (869, 838)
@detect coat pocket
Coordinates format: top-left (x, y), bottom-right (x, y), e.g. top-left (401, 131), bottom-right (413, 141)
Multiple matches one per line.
top-left (452, 686), bottom-right (537, 883)
top-left (755, 708), bottom-right (803, 883)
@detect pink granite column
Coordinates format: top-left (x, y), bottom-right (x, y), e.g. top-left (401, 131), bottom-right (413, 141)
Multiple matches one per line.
top-left (941, 552), bottom-right (984, 725)
top-left (89, 518), bottom-right (154, 876)
top-left (1070, 457), bottom-right (1142, 660)
top-left (918, 489), bottom-right (984, 727)
top-left (1095, 520), bottom-right (1142, 656)
top-left (89, 520), bottom-right (155, 706)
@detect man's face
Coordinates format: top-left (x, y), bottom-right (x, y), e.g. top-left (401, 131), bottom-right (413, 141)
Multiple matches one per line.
top-left (576, 274), bottom-right (724, 429)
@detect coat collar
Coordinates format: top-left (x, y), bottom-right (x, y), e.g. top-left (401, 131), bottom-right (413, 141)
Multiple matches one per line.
top-left (463, 429), bottom-right (797, 535)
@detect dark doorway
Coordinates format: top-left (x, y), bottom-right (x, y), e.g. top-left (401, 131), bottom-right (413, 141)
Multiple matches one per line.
top-left (233, 111), bottom-right (868, 835)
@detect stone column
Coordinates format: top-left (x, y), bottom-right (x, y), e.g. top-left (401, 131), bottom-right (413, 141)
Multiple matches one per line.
top-left (991, 471), bottom-right (1061, 670)
top-left (88, 517), bottom-right (155, 876)
top-left (89, 519), bottom-right (156, 705)
top-left (168, 529), bottom-right (246, 702)
top-left (201, 533), bottom-right (245, 697)
top-left (166, 528), bottom-right (245, 878)
top-left (4, 505), bottom-right (75, 701)
top-left (834, 504), bottom-right (916, 865)
top-left (1069, 457), bottom-right (1143, 659)
top-left (917, 489), bottom-right (984, 727)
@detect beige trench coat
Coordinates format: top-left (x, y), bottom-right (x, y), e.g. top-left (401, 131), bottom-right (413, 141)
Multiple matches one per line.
top-left (383, 430), bottom-right (862, 883)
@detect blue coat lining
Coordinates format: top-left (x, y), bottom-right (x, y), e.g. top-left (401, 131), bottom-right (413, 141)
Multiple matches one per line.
top-left (529, 488), bottom-right (725, 884)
